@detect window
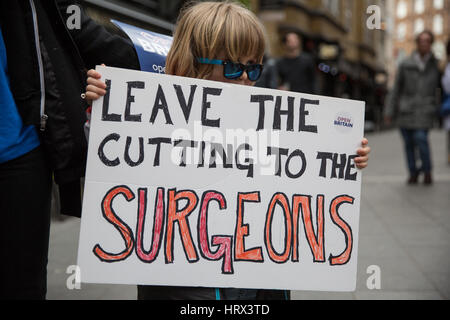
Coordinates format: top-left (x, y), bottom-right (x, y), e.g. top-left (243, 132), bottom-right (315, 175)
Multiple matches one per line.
top-left (415, 0), bottom-right (425, 14)
top-left (414, 18), bottom-right (424, 34)
top-left (345, 7), bottom-right (353, 29)
top-left (397, 22), bottom-right (407, 40)
top-left (434, 0), bottom-right (444, 10)
top-left (322, 0), bottom-right (340, 17)
top-left (397, 1), bottom-right (407, 19)
top-left (432, 41), bottom-right (446, 61)
top-left (433, 15), bottom-right (443, 35)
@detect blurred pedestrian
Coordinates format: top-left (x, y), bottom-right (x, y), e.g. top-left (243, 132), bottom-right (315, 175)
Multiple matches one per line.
top-left (384, 30), bottom-right (441, 185)
top-left (441, 40), bottom-right (450, 164)
top-left (276, 32), bottom-right (316, 94)
top-left (254, 54), bottom-right (279, 89)
top-left (0, 0), bottom-right (138, 299)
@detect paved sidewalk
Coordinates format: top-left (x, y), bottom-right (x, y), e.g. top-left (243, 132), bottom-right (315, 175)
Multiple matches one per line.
top-left (46, 129), bottom-right (450, 300)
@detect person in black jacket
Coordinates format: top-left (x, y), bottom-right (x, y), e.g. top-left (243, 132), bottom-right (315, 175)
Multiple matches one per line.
top-left (277, 32), bottom-right (317, 94)
top-left (0, 0), bottom-right (139, 299)
top-left (255, 54), bottom-right (279, 89)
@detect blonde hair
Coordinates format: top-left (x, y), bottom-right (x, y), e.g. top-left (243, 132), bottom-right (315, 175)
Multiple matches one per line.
top-left (165, 1), bottom-right (266, 79)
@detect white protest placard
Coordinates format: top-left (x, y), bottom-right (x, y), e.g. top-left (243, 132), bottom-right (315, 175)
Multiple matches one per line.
top-left (77, 66), bottom-right (365, 292)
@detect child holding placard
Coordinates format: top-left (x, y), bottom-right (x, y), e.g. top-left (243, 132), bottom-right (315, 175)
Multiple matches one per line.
top-left (84, 0), bottom-right (370, 300)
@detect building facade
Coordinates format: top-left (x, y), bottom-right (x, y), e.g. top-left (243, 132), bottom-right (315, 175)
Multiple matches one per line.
top-left (393, 0), bottom-right (449, 67)
top-left (255, 0), bottom-right (390, 128)
top-left (79, 0), bottom-right (393, 129)
top-left (79, 0), bottom-right (185, 35)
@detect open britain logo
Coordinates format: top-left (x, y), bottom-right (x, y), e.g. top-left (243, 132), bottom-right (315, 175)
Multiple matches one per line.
top-left (333, 113), bottom-right (354, 133)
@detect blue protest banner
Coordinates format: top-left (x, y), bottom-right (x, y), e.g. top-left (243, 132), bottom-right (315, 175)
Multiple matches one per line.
top-left (111, 20), bottom-right (173, 74)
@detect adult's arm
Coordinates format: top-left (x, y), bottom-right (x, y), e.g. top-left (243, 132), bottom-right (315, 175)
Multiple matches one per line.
top-left (56, 0), bottom-right (141, 70)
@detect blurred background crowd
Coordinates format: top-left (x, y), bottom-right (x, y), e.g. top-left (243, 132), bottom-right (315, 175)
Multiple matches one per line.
top-left (79, 0), bottom-right (449, 132)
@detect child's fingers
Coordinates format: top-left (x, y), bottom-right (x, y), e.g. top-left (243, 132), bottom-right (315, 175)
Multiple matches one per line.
top-left (87, 76), bottom-right (107, 89)
top-left (87, 69), bottom-right (102, 79)
top-left (357, 137), bottom-right (371, 157)
top-left (355, 155), bottom-right (368, 163)
top-left (85, 67), bottom-right (106, 105)
top-left (354, 154), bottom-right (369, 169)
top-left (85, 91), bottom-right (100, 103)
top-left (355, 138), bottom-right (370, 169)
top-left (355, 161), bottom-right (368, 169)
top-left (86, 84), bottom-right (106, 97)
top-left (357, 146), bottom-right (371, 156)
top-left (361, 137), bottom-right (369, 146)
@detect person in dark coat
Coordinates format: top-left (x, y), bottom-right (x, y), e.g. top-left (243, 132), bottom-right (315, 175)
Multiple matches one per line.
top-left (276, 32), bottom-right (317, 94)
top-left (0, 0), bottom-right (139, 299)
top-left (255, 54), bottom-right (279, 89)
top-left (384, 30), bottom-right (441, 185)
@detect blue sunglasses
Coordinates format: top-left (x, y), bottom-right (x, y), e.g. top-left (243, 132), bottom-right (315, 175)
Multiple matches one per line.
top-left (197, 58), bottom-right (263, 82)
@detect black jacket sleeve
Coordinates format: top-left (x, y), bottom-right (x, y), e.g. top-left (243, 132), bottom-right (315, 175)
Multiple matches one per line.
top-left (56, 0), bottom-right (141, 70)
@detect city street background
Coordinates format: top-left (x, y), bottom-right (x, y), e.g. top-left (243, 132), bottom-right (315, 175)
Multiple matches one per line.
top-left (46, 128), bottom-right (450, 300)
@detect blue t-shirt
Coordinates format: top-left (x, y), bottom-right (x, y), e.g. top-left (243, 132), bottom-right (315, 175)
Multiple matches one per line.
top-left (0, 26), bottom-right (40, 164)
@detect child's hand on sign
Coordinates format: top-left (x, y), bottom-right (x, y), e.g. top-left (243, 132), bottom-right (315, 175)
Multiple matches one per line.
top-left (355, 138), bottom-right (370, 169)
top-left (85, 65), bottom-right (107, 105)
